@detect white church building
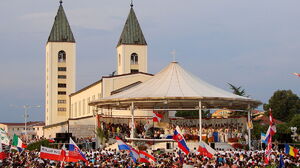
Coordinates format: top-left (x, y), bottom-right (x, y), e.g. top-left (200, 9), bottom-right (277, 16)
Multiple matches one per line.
top-left (44, 2), bottom-right (154, 138)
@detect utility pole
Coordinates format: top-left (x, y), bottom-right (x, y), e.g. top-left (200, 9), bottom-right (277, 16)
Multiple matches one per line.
top-left (11, 105), bottom-right (41, 142)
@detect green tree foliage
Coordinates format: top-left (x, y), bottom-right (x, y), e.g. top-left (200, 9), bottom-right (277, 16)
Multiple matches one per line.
top-left (289, 114), bottom-right (300, 134)
top-left (264, 90), bottom-right (300, 122)
top-left (26, 139), bottom-right (51, 151)
top-left (94, 127), bottom-right (108, 146)
top-left (175, 110), bottom-right (210, 118)
top-left (228, 83), bottom-right (248, 97)
top-left (251, 122), bottom-right (268, 140)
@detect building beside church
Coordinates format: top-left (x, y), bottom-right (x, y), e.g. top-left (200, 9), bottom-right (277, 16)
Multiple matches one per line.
top-left (44, 2), bottom-right (154, 138)
top-left (0, 122), bottom-right (44, 140)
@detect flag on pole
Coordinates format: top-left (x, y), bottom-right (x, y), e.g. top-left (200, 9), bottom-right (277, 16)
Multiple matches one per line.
top-left (197, 141), bottom-right (216, 158)
top-left (261, 133), bottom-right (268, 144)
top-left (0, 143), bottom-right (7, 160)
top-left (279, 154), bottom-right (285, 168)
top-left (12, 134), bottom-right (27, 152)
top-left (173, 126), bottom-right (189, 155)
top-left (129, 147), bottom-right (139, 163)
top-left (293, 73), bottom-right (300, 77)
top-left (153, 111), bottom-right (163, 122)
top-left (139, 150), bottom-right (156, 163)
top-left (284, 144), bottom-right (299, 157)
top-left (68, 138), bottom-right (87, 162)
top-left (264, 109), bottom-right (276, 164)
top-left (0, 128), bottom-right (10, 146)
top-left (116, 136), bottom-right (131, 150)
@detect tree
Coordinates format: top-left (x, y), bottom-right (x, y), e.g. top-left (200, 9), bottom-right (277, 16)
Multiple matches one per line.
top-left (228, 83), bottom-right (248, 97)
top-left (264, 90), bottom-right (300, 122)
top-left (94, 127), bottom-right (108, 148)
top-left (289, 114), bottom-right (300, 134)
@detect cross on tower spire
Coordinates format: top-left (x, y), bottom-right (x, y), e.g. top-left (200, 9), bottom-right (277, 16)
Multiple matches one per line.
top-left (171, 50), bottom-right (177, 62)
top-left (130, 0), bottom-right (133, 8)
top-left (59, 0), bottom-right (63, 5)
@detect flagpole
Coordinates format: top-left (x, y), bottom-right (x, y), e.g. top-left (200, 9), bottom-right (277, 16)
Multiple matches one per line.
top-left (247, 104), bottom-right (251, 150)
top-left (130, 102), bottom-right (135, 139)
top-left (199, 101), bottom-right (202, 142)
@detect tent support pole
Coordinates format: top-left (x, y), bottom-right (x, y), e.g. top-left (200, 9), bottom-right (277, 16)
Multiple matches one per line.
top-left (199, 101), bottom-right (202, 142)
top-left (248, 104), bottom-right (251, 150)
top-left (130, 102), bottom-right (135, 139)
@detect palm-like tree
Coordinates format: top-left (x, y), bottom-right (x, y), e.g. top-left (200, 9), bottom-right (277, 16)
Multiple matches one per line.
top-left (228, 83), bottom-right (248, 97)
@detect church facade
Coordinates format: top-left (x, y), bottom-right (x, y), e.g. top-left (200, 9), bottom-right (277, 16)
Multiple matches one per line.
top-left (44, 2), bottom-right (153, 138)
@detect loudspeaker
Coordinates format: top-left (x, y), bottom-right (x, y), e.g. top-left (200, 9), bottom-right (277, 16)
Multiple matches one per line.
top-left (54, 133), bottom-right (72, 143)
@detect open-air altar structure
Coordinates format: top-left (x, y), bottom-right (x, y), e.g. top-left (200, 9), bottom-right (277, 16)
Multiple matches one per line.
top-left (90, 62), bottom-right (261, 149)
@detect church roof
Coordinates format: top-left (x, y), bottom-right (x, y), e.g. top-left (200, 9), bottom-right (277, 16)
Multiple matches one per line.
top-left (117, 6), bottom-right (147, 47)
top-left (48, 2), bottom-right (75, 43)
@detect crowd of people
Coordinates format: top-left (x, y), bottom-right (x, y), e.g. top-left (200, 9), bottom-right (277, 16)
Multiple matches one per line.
top-left (1, 147), bottom-right (300, 167)
top-left (100, 121), bottom-right (247, 143)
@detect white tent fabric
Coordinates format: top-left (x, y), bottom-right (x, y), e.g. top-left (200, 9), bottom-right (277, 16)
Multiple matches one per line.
top-left (102, 62), bottom-right (252, 101)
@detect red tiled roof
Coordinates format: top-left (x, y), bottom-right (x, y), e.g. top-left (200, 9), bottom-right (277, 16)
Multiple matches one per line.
top-left (0, 121), bottom-right (45, 127)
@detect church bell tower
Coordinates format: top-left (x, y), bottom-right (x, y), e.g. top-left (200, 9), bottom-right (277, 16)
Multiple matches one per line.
top-left (45, 1), bottom-right (76, 125)
top-left (117, 4), bottom-right (148, 75)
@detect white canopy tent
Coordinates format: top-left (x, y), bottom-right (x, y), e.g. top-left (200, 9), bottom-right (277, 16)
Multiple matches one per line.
top-left (90, 62), bottom-right (261, 148)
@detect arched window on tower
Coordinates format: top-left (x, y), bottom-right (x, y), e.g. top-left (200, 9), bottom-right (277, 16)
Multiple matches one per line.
top-left (130, 53), bottom-right (138, 65)
top-left (58, 50), bottom-right (66, 62)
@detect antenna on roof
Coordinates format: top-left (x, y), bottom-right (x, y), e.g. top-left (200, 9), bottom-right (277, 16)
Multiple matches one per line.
top-left (130, 0), bottom-right (133, 8)
top-left (171, 50), bottom-right (177, 62)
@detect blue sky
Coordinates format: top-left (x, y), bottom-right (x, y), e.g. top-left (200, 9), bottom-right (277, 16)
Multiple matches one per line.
top-left (1, 0), bottom-right (300, 122)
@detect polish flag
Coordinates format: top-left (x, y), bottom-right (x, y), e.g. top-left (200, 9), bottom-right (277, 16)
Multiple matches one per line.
top-left (139, 150), bottom-right (156, 163)
top-left (293, 73), bottom-right (300, 77)
top-left (0, 143), bottom-right (7, 160)
top-left (40, 146), bottom-right (62, 161)
top-left (197, 141), bottom-right (216, 159)
top-left (153, 112), bottom-right (163, 122)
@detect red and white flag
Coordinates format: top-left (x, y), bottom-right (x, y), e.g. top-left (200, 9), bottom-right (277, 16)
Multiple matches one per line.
top-left (40, 146), bottom-right (63, 161)
top-left (265, 109), bottom-right (276, 164)
top-left (197, 141), bottom-right (216, 159)
top-left (153, 112), bottom-right (163, 122)
top-left (0, 143), bottom-right (7, 160)
top-left (293, 73), bottom-right (300, 77)
top-left (139, 150), bottom-right (156, 163)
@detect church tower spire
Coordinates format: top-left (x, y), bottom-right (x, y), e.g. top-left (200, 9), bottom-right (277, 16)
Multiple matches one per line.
top-left (116, 4), bottom-right (148, 75)
top-left (45, 1), bottom-right (76, 126)
top-left (48, 1), bottom-right (75, 43)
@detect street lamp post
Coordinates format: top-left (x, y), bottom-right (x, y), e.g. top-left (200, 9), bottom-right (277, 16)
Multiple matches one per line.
top-left (22, 105), bottom-right (41, 142)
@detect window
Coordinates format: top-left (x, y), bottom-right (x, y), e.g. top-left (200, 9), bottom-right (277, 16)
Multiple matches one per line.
top-left (130, 53), bottom-right (138, 64)
top-left (58, 67), bottom-right (67, 71)
top-left (75, 103), bottom-right (77, 117)
top-left (58, 91), bottom-right (66, 95)
top-left (58, 83), bottom-right (67, 88)
top-left (78, 101), bottom-right (81, 116)
top-left (58, 108), bottom-right (66, 111)
top-left (58, 75), bottom-right (67, 79)
top-left (87, 98), bottom-right (90, 114)
top-left (131, 69), bottom-right (139, 73)
top-left (83, 99), bottom-right (85, 115)
top-left (118, 54), bottom-right (121, 66)
top-left (58, 50), bottom-right (66, 62)
top-left (58, 100), bottom-right (66, 104)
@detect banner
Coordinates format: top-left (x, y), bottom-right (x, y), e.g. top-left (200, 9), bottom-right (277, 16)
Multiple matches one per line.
top-left (40, 146), bottom-right (63, 161)
top-left (0, 128), bottom-right (10, 146)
